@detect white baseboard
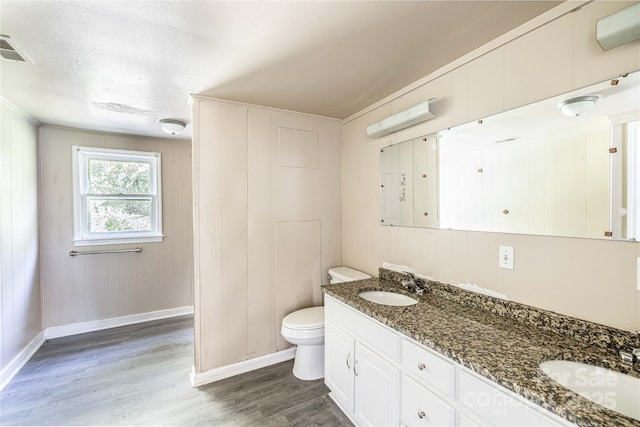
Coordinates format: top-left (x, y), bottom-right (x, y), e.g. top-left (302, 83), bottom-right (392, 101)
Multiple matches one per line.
top-left (0, 331), bottom-right (45, 391)
top-left (44, 306), bottom-right (194, 339)
top-left (1, 306), bottom-right (193, 392)
top-left (191, 347), bottom-right (297, 387)
top-left (1, 306), bottom-right (193, 391)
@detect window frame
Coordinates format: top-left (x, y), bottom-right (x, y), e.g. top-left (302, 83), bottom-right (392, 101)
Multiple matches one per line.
top-left (72, 145), bottom-right (163, 246)
top-left (627, 120), bottom-right (640, 241)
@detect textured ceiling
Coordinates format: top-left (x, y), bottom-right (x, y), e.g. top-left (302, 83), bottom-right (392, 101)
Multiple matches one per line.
top-left (0, 1), bottom-right (562, 139)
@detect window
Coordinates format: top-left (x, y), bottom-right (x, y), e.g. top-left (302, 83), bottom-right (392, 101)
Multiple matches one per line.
top-left (72, 146), bottom-right (163, 246)
top-left (627, 120), bottom-right (640, 241)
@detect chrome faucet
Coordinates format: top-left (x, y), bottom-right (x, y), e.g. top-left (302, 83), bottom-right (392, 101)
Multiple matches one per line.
top-left (401, 272), bottom-right (429, 295)
top-left (619, 330), bottom-right (640, 371)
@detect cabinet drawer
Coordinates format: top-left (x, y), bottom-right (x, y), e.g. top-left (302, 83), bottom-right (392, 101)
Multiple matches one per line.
top-left (325, 296), bottom-right (401, 362)
top-left (403, 339), bottom-right (455, 397)
top-left (459, 370), bottom-right (557, 427)
top-left (458, 412), bottom-right (490, 427)
top-left (401, 374), bottom-right (455, 427)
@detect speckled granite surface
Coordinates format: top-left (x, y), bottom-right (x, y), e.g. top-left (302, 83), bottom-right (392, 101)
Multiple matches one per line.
top-left (379, 268), bottom-right (638, 352)
top-left (322, 269), bottom-right (640, 427)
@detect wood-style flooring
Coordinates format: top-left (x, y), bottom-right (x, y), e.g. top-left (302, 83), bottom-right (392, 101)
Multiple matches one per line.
top-left (0, 315), bottom-right (350, 426)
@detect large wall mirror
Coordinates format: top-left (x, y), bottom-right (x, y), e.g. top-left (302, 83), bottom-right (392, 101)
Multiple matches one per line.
top-left (380, 70), bottom-right (640, 241)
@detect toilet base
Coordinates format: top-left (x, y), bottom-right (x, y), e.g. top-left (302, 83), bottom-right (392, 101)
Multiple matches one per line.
top-left (292, 343), bottom-right (324, 380)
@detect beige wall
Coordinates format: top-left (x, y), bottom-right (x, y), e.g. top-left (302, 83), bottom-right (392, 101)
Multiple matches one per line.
top-left (342, 1), bottom-right (640, 332)
top-left (39, 126), bottom-right (193, 329)
top-left (0, 100), bottom-right (41, 377)
top-left (192, 99), bottom-right (342, 374)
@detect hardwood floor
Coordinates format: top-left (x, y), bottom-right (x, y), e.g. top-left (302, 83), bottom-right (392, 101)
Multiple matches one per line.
top-left (0, 316), bottom-right (350, 426)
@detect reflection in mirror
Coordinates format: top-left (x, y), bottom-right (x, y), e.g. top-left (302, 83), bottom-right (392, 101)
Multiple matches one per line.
top-left (438, 71), bottom-right (639, 240)
top-left (380, 135), bottom-right (438, 227)
top-left (379, 71), bottom-right (640, 241)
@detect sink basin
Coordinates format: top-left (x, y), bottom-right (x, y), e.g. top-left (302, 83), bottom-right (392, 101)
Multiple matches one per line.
top-left (358, 290), bottom-right (418, 306)
top-left (539, 360), bottom-right (640, 421)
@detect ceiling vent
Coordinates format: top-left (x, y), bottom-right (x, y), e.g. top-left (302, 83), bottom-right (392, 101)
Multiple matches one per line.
top-left (0, 35), bottom-right (33, 63)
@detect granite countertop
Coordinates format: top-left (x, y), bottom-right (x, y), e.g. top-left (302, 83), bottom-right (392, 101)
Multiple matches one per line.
top-left (322, 272), bottom-right (640, 427)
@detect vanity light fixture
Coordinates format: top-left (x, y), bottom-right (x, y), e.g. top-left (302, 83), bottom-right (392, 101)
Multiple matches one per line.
top-left (596, 2), bottom-right (640, 51)
top-left (158, 118), bottom-right (187, 135)
top-left (367, 99), bottom-right (437, 138)
top-left (557, 95), bottom-right (602, 117)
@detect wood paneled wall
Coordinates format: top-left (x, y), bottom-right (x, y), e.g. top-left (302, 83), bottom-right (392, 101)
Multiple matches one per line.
top-left (0, 101), bottom-right (41, 376)
top-left (342, 1), bottom-right (640, 332)
top-left (192, 100), bottom-right (342, 374)
top-left (39, 126), bottom-right (193, 329)
top-left (439, 128), bottom-right (610, 238)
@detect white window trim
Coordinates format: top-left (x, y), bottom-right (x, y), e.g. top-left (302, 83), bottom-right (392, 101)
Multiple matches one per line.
top-left (627, 120), bottom-right (640, 241)
top-left (72, 146), bottom-right (164, 246)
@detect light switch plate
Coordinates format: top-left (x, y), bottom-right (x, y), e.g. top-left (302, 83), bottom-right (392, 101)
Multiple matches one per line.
top-left (499, 246), bottom-right (514, 270)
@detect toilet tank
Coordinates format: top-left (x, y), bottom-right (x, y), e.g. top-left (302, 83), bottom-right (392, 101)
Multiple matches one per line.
top-left (328, 266), bottom-right (371, 284)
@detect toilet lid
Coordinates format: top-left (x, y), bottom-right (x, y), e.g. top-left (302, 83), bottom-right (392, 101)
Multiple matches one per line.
top-left (282, 306), bottom-right (324, 329)
top-left (329, 266), bottom-right (372, 282)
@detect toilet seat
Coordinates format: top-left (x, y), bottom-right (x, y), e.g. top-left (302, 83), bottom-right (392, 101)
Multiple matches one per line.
top-left (280, 325), bottom-right (324, 341)
top-left (282, 306), bottom-right (324, 330)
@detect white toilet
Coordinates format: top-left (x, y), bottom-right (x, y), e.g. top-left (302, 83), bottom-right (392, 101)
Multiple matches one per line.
top-left (281, 266), bottom-right (371, 380)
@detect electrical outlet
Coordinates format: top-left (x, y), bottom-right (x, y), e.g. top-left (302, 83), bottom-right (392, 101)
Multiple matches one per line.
top-left (499, 246), bottom-right (514, 270)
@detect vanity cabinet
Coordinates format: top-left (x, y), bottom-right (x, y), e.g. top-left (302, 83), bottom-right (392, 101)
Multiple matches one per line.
top-left (353, 342), bottom-right (400, 426)
top-left (403, 339), bottom-right (571, 427)
top-left (324, 321), bottom-right (355, 411)
top-left (325, 297), bottom-right (400, 426)
top-left (324, 295), bottom-right (576, 427)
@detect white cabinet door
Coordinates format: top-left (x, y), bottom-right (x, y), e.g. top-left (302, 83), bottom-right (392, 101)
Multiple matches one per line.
top-left (325, 320), bottom-right (355, 413)
top-left (354, 342), bottom-right (401, 427)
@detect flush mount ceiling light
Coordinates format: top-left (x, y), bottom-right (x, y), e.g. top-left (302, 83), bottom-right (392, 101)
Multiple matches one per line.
top-left (158, 118), bottom-right (187, 135)
top-left (366, 99), bottom-right (437, 138)
top-left (557, 95), bottom-right (602, 117)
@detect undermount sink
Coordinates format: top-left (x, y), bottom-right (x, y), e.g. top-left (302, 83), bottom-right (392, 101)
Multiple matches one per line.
top-left (539, 360), bottom-right (640, 421)
top-left (358, 290), bottom-right (418, 306)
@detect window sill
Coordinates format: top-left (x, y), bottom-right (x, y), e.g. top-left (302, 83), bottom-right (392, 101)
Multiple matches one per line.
top-left (72, 235), bottom-right (164, 247)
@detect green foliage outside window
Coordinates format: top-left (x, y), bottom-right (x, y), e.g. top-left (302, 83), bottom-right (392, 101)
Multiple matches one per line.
top-left (88, 159), bottom-right (150, 194)
top-left (87, 159), bottom-right (152, 233)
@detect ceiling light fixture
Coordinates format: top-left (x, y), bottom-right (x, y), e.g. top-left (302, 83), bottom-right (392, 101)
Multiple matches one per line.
top-left (557, 95), bottom-right (602, 117)
top-left (158, 118), bottom-right (187, 135)
top-left (366, 99), bottom-right (437, 138)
